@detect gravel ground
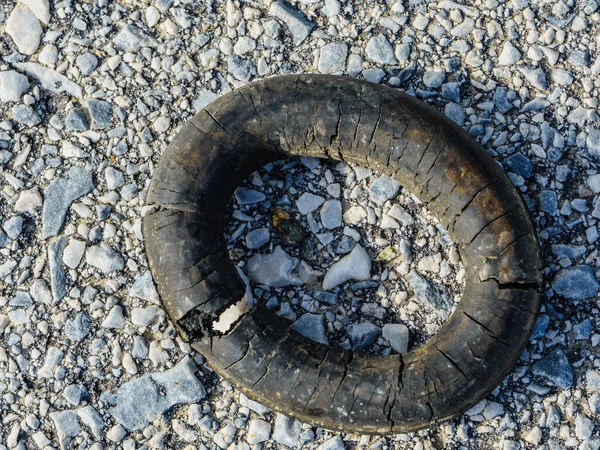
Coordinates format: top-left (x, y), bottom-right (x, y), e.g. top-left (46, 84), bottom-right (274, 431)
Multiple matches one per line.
top-left (2, 0), bottom-right (600, 449)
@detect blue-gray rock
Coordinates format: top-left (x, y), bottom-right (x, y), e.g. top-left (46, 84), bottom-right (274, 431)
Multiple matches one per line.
top-left (42, 167), bottom-right (94, 238)
top-left (552, 265), bottom-right (600, 300)
top-left (532, 349), bottom-right (573, 388)
top-left (113, 24), bottom-right (157, 51)
top-left (320, 199), bottom-right (342, 229)
top-left (407, 270), bottom-right (453, 317)
top-left (313, 290), bottom-right (338, 305)
top-left (504, 153), bottom-right (532, 178)
top-left (362, 68), bottom-right (385, 84)
top-left (423, 68), bottom-right (445, 88)
top-left (273, 414), bottom-right (302, 448)
top-left (86, 99), bottom-right (112, 129)
top-left (365, 34), bottom-right (396, 65)
top-left (568, 50), bottom-right (590, 67)
top-left (348, 322), bottom-right (381, 350)
top-left (48, 235), bottom-right (67, 304)
top-left (291, 313), bottom-right (328, 344)
top-left (86, 243), bottom-right (125, 273)
top-left (539, 190), bottom-right (558, 213)
top-left (587, 130), bottom-right (600, 158)
top-left (12, 104), bottom-right (42, 127)
top-left (76, 52), bottom-right (98, 76)
top-left (3, 216), bottom-right (23, 239)
top-left (574, 319), bottom-right (593, 340)
top-left (318, 42), bottom-right (348, 74)
top-left (269, 1), bottom-right (315, 45)
top-left (441, 82), bottom-right (460, 103)
top-left (235, 187), bottom-right (265, 204)
top-left (246, 228), bottom-right (270, 249)
top-left (444, 102), bottom-right (465, 126)
top-left (110, 356), bottom-right (206, 431)
top-left (65, 108), bottom-right (89, 131)
top-left (227, 56), bottom-right (256, 82)
top-left (368, 175), bottom-right (400, 205)
top-left (335, 235), bottom-right (356, 254)
top-left (493, 87), bottom-right (513, 113)
top-left (518, 66), bottom-right (548, 91)
top-left (317, 435), bottom-right (346, 450)
top-left (128, 271), bottom-right (159, 304)
top-left (63, 384), bottom-right (88, 406)
top-left (77, 406), bottom-right (104, 440)
top-left (551, 244), bottom-right (586, 259)
top-left (531, 314), bottom-right (549, 339)
top-left (50, 410), bottom-right (81, 450)
top-left (382, 323), bottom-right (409, 353)
top-left (65, 312), bottom-right (90, 342)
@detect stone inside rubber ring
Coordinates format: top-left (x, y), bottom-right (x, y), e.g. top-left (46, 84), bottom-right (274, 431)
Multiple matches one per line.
top-left (142, 74), bottom-right (543, 434)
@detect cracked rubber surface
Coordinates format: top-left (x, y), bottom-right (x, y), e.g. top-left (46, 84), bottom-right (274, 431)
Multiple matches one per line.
top-left (142, 74), bottom-right (543, 434)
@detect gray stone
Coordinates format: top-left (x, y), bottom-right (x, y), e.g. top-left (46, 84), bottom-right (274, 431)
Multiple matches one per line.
top-left (444, 102), bottom-right (465, 126)
top-left (551, 69), bottom-right (574, 86)
top-left (382, 324), bottom-right (409, 353)
top-left (65, 108), bottom-right (89, 131)
top-left (539, 190), bottom-right (557, 213)
top-left (114, 24), bottom-right (157, 51)
top-left (102, 305), bottom-right (126, 329)
top-left (12, 104), bottom-right (41, 127)
top-left (6, 4), bottom-right (42, 55)
top-left (348, 322), bottom-right (381, 350)
top-left (48, 235), bottom-right (67, 304)
top-left (3, 216), bottom-right (23, 239)
top-left (30, 279), bottom-right (52, 305)
top-left (0, 70), bottom-right (29, 102)
top-left (15, 63), bottom-right (83, 99)
top-left (64, 312), bottom-right (90, 342)
top-left (110, 356), bottom-right (206, 431)
top-left (587, 370), bottom-right (600, 391)
top-left (407, 270), bottom-right (453, 316)
top-left (272, 414), bottom-right (302, 448)
top-left (227, 56), bottom-right (256, 82)
top-left (552, 266), bottom-right (600, 300)
top-left (365, 34), bottom-right (396, 65)
top-left (235, 187), bottom-right (265, 204)
top-left (63, 239), bottom-right (86, 269)
top-left (246, 228), bottom-right (270, 249)
top-left (247, 419), bottom-right (272, 444)
top-left (423, 68), bottom-right (445, 88)
top-left (9, 291), bottom-right (32, 307)
top-left (441, 82), bottom-right (460, 103)
top-left (240, 392), bottom-right (271, 414)
top-left (192, 89), bottom-right (220, 112)
top-left (42, 167), bottom-right (94, 238)
top-left (317, 436), bottom-right (346, 450)
top-left (504, 153), bottom-right (532, 178)
top-left (323, 244), bottom-right (371, 290)
top-left (50, 410), bottom-right (81, 450)
top-left (518, 66), bottom-right (548, 91)
top-left (86, 99), bottom-right (112, 129)
top-left (574, 319), bottom-right (593, 340)
top-left (77, 406), bottom-right (104, 440)
top-left (129, 271), bottom-right (160, 304)
top-left (387, 204), bottom-right (414, 226)
top-left (531, 314), bottom-right (550, 339)
top-left (498, 41), bottom-right (522, 65)
top-left (86, 243), bottom-right (124, 273)
top-left (587, 130), bottom-right (600, 158)
top-left (248, 246), bottom-right (304, 287)
top-left (575, 414), bottom-right (594, 440)
top-left (493, 88), bottom-right (513, 113)
top-left (63, 384), bottom-right (88, 406)
top-left (291, 313), bottom-right (328, 344)
top-left (318, 42), bottom-right (348, 74)
top-left (76, 53), bottom-right (98, 76)
top-left (269, 1), bottom-right (315, 45)
top-left (131, 306), bottom-right (160, 327)
top-left (532, 349), bottom-right (573, 388)
top-left (296, 192), bottom-right (325, 214)
top-left (320, 199), bottom-right (342, 229)
top-left (105, 167), bottom-right (125, 190)
top-left (368, 175), bottom-right (400, 204)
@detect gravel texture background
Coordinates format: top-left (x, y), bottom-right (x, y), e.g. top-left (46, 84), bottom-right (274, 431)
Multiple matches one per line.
top-left (1, 0), bottom-right (600, 449)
